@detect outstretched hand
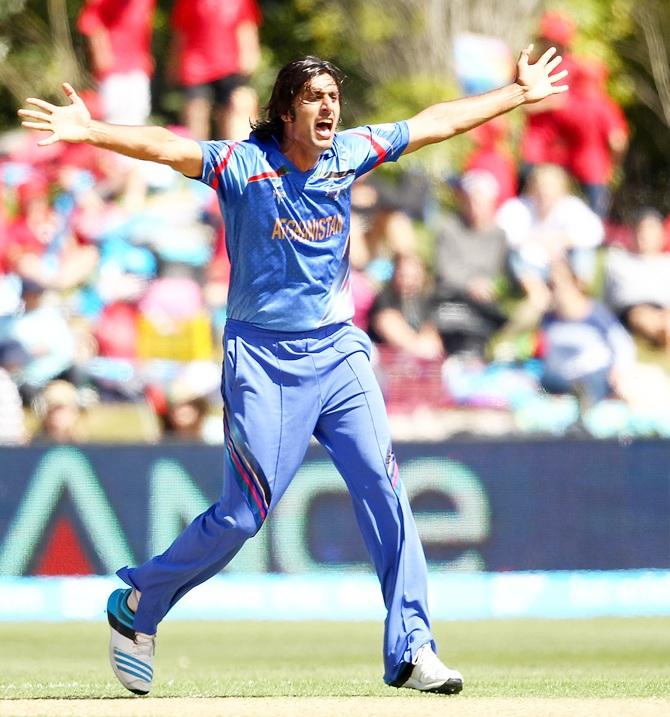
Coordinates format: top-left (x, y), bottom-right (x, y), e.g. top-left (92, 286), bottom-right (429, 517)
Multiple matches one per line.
top-left (17, 83), bottom-right (91, 146)
top-left (515, 44), bottom-right (569, 104)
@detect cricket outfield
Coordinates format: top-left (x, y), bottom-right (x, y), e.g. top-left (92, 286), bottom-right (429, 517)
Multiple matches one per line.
top-left (1, 618), bottom-right (669, 716)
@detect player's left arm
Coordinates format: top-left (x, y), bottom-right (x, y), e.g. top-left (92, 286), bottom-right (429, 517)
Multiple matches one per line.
top-left (403, 45), bottom-right (568, 156)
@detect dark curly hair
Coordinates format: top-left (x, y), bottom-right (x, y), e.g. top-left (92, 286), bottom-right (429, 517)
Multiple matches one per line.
top-left (251, 56), bottom-right (345, 142)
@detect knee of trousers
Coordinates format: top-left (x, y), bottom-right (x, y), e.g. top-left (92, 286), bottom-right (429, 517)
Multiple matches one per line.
top-left (212, 499), bottom-right (265, 540)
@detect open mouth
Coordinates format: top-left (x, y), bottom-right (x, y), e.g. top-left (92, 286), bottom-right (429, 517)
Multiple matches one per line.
top-left (315, 119), bottom-right (334, 140)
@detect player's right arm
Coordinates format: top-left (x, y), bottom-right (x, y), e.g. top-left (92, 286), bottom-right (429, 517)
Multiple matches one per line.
top-left (403, 45), bottom-right (567, 155)
top-left (18, 83), bottom-right (203, 178)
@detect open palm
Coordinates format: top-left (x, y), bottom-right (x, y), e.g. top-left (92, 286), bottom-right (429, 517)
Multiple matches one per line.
top-left (516, 45), bottom-right (569, 103)
top-left (18, 83), bottom-right (91, 146)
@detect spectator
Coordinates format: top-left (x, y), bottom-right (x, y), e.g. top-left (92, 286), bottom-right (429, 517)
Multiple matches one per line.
top-left (201, 207), bottom-right (231, 336)
top-left (496, 164), bottom-right (604, 316)
top-left (355, 185), bottom-right (419, 285)
top-left (0, 274), bottom-right (21, 322)
top-left (0, 367), bottom-right (25, 444)
top-left (539, 259), bottom-right (636, 409)
top-left (162, 393), bottom-right (210, 442)
top-left (464, 117), bottom-right (518, 207)
top-left (93, 240), bottom-right (157, 359)
top-left (604, 208), bottom-right (670, 351)
top-left (558, 60), bottom-right (629, 219)
top-left (348, 210), bottom-right (379, 332)
top-left (32, 379), bottom-right (86, 443)
top-left (433, 170), bottom-right (509, 358)
top-left (78, 0), bottom-right (161, 210)
top-left (0, 339), bottom-right (27, 443)
top-left (0, 175), bottom-right (21, 315)
top-left (6, 176), bottom-right (98, 293)
top-left (0, 280), bottom-right (77, 401)
top-left (169, 0), bottom-right (262, 140)
top-left (158, 361), bottom-right (222, 443)
top-left (0, 173), bottom-right (8, 272)
top-left (520, 10), bottom-right (581, 180)
top-left (368, 252), bottom-right (444, 361)
top-left (77, 0), bottom-right (156, 126)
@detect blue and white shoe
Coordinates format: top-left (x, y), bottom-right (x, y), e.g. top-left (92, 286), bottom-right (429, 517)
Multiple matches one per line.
top-left (107, 588), bottom-right (155, 695)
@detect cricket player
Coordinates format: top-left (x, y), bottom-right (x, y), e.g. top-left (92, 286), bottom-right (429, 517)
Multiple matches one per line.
top-left (19, 47), bottom-right (566, 696)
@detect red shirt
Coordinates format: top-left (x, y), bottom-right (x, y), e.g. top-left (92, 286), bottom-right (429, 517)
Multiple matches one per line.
top-left (171, 0), bottom-right (262, 86)
top-left (77, 0), bottom-right (156, 78)
top-left (521, 111), bottom-right (570, 167)
top-left (4, 211), bottom-right (55, 270)
top-left (559, 91), bottom-right (628, 184)
top-left (0, 207), bottom-right (8, 274)
top-left (465, 148), bottom-right (518, 207)
top-left (520, 54), bottom-right (581, 169)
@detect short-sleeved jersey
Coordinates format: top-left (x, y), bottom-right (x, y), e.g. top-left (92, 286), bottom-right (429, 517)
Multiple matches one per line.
top-left (198, 122), bottom-right (409, 331)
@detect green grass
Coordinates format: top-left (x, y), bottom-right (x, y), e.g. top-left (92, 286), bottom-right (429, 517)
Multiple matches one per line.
top-left (1, 618), bottom-right (669, 699)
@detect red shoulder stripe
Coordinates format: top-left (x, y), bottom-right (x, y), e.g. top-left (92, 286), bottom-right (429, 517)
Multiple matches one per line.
top-left (210, 142), bottom-right (240, 189)
top-left (350, 130), bottom-right (388, 168)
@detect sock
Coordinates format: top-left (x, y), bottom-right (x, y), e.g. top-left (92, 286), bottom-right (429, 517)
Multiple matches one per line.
top-left (127, 589), bottom-right (141, 613)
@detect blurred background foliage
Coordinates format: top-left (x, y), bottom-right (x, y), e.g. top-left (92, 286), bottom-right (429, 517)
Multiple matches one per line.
top-left (0, 0), bottom-right (669, 212)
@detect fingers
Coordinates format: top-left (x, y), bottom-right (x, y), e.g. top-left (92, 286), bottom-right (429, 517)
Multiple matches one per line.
top-left (538, 46), bottom-right (558, 66)
top-left (550, 69), bottom-right (569, 83)
top-left (518, 44), bottom-right (533, 67)
top-left (25, 97), bottom-right (56, 112)
top-left (19, 121), bottom-right (52, 132)
top-left (17, 109), bottom-right (51, 122)
top-left (18, 106), bottom-right (53, 132)
top-left (546, 55), bottom-right (563, 74)
top-left (62, 82), bottom-right (81, 105)
top-left (37, 134), bottom-right (60, 147)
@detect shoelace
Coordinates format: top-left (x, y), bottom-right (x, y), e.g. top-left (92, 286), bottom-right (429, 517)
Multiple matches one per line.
top-left (413, 643), bottom-right (432, 665)
top-left (414, 643), bottom-right (449, 676)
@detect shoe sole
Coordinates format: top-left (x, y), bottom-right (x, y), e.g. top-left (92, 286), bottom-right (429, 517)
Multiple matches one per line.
top-left (424, 677), bottom-right (464, 695)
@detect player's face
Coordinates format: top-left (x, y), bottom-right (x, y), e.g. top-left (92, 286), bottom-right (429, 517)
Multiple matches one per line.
top-left (282, 73), bottom-right (341, 167)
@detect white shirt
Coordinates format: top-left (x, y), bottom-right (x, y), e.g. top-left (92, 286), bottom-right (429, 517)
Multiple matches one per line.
top-left (496, 194), bottom-right (604, 273)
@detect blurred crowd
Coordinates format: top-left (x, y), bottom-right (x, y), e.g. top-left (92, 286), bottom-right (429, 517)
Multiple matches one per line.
top-left (2, 4), bottom-right (670, 444)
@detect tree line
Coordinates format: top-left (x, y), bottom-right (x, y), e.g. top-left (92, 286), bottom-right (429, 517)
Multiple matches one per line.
top-left (1, 0), bottom-right (668, 214)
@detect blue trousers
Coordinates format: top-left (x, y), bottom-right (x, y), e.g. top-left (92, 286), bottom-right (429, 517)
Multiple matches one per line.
top-left (118, 320), bottom-right (434, 684)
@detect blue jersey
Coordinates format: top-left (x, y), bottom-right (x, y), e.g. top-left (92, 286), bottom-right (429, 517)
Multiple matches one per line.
top-left (198, 122), bottom-right (409, 330)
